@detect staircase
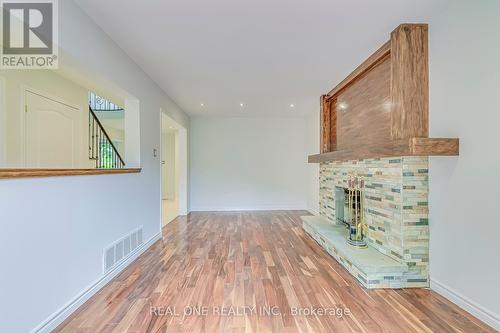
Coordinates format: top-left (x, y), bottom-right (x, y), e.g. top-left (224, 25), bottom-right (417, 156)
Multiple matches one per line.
top-left (88, 106), bottom-right (125, 169)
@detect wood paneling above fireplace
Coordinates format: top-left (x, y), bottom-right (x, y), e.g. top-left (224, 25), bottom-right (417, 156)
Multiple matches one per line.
top-left (336, 57), bottom-right (391, 151)
top-left (310, 24), bottom-right (459, 163)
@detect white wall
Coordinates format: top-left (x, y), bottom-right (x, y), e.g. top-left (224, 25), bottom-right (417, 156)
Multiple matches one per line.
top-left (428, 0), bottom-right (500, 330)
top-left (190, 116), bottom-right (309, 211)
top-left (306, 111), bottom-right (320, 215)
top-left (0, 1), bottom-right (189, 332)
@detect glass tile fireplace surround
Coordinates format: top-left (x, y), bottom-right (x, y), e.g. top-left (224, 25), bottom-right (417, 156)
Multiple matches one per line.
top-left (311, 156), bottom-right (430, 289)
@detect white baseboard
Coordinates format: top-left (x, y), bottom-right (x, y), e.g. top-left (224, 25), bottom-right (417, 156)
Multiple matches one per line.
top-left (189, 206), bottom-right (308, 212)
top-left (31, 232), bottom-right (162, 333)
top-left (430, 279), bottom-right (500, 331)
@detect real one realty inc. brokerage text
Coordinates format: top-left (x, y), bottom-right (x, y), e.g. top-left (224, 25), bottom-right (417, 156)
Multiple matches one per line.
top-left (150, 306), bottom-right (352, 318)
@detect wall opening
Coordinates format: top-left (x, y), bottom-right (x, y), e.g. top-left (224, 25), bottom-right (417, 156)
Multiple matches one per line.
top-left (161, 111), bottom-right (187, 227)
top-left (0, 69), bottom-right (141, 169)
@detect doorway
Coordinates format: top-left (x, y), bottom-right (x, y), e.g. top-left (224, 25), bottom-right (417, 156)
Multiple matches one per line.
top-left (161, 112), bottom-right (188, 227)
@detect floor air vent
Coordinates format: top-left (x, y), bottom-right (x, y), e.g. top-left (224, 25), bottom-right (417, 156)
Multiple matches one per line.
top-left (103, 226), bottom-right (144, 273)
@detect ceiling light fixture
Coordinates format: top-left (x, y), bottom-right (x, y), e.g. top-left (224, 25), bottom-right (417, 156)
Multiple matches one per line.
top-left (290, 104), bottom-right (295, 108)
top-left (200, 103), bottom-right (205, 107)
top-left (240, 103), bottom-right (244, 107)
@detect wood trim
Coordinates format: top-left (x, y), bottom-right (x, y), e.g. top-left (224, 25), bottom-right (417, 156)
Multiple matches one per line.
top-left (320, 96), bottom-right (338, 153)
top-left (410, 138), bottom-right (459, 156)
top-left (326, 41), bottom-right (391, 99)
top-left (320, 95), bottom-right (331, 153)
top-left (308, 138), bottom-right (459, 163)
top-left (390, 24), bottom-right (429, 139)
top-left (329, 98), bottom-right (337, 151)
top-left (0, 168), bottom-right (142, 179)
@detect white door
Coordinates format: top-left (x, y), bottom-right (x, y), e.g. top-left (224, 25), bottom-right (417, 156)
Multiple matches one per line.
top-left (25, 91), bottom-right (80, 168)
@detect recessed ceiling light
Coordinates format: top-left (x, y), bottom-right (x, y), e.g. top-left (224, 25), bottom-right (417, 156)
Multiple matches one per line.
top-left (240, 103), bottom-right (244, 107)
top-left (290, 104), bottom-right (295, 108)
top-left (200, 103), bottom-right (205, 107)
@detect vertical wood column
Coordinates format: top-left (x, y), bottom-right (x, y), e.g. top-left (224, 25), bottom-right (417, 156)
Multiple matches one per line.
top-left (320, 95), bottom-right (337, 153)
top-left (390, 24), bottom-right (429, 140)
top-left (330, 98), bottom-right (337, 151)
top-left (320, 95), bottom-right (331, 153)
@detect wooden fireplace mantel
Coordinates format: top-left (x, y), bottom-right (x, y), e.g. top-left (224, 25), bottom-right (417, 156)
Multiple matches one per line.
top-left (309, 24), bottom-right (459, 163)
top-left (309, 138), bottom-right (459, 163)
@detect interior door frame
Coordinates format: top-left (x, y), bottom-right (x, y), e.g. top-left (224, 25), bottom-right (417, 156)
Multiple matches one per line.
top-left (159, 108), bottom-right (166, 233)
top-left (21, 86), bottom-right (82, 168)
top-left (159, 109), bottom-right (188, 232)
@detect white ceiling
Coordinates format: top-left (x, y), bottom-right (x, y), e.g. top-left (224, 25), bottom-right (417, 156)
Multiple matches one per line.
top-left (75, 0), bottom-right (450, 117)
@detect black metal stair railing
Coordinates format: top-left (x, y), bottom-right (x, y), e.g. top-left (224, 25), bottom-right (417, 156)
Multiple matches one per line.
top-left (88, 106), bottom-right (125, 169)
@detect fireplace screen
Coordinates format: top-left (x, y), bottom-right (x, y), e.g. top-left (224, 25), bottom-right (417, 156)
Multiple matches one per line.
top-left (335, 187), bottom-right (361, 225)
top-left (335, 176), bottom-right (368, 248)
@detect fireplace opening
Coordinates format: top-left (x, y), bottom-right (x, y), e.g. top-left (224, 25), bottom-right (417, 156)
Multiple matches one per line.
top-left (334, 176), bottom-right (368, 248)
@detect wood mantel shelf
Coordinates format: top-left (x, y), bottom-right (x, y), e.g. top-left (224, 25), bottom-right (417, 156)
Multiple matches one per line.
top-left (309, 138), bottom-right (459, 163)
top-left (310, 23), bottom-right (460, 164)
top-left (0, 168), bottom-right (142, 179)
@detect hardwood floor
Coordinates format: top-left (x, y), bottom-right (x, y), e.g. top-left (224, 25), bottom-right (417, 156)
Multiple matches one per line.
top-left (55, 211), bottom-right (496, 333)
top-left (162, 199), bottom-right (179, 227)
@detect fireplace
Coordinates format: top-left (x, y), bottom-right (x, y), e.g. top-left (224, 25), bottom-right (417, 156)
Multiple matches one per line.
top-left (307, 156), bottom-right (431, 288)
top-left (303, 24), bottom-right (458, 289)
